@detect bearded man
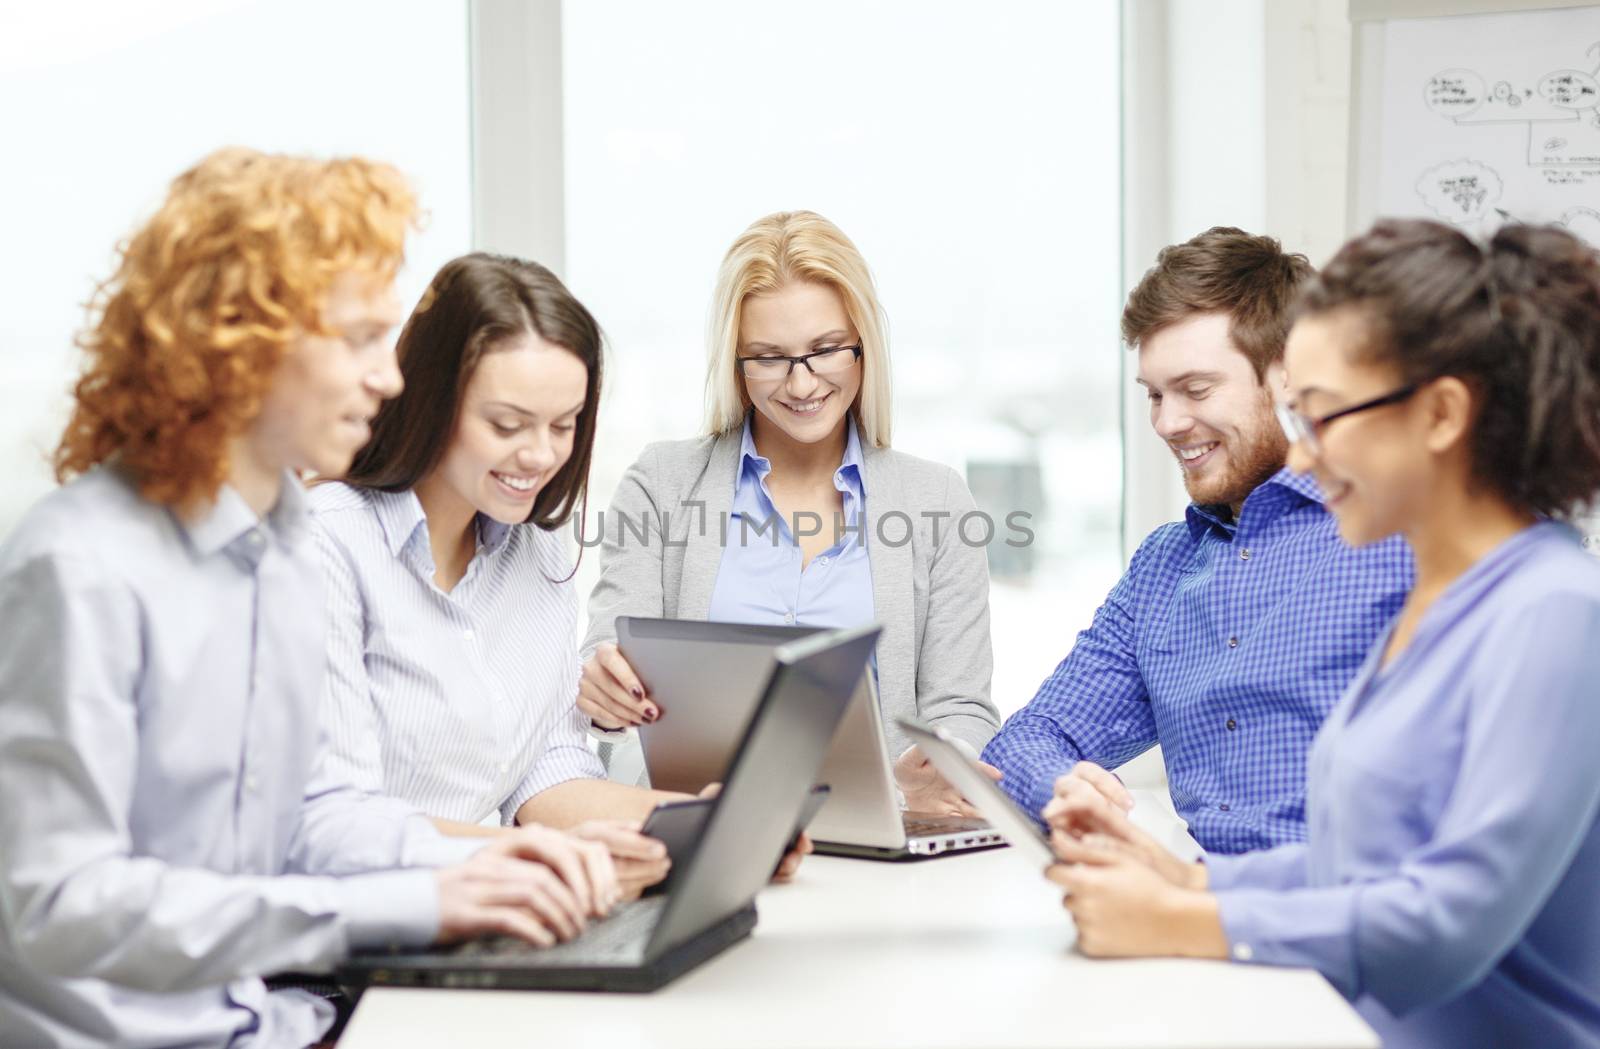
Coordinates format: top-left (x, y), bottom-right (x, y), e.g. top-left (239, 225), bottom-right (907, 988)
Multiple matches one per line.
top-left (903, 227), bottom-right (1414, 855)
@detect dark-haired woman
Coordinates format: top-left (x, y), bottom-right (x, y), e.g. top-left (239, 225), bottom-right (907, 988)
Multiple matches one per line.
top-left (311, 253), bottom-right (685, 896)
top-left (1038, 221), bottom-right (1600, 1049)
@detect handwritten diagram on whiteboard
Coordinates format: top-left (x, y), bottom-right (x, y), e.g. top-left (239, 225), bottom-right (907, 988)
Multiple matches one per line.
top-left (1378, 6), bottom-right (1600, 246)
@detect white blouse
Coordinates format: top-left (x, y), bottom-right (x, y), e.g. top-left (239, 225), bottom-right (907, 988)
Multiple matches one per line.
top-left (311, 483), bottom-right (602, 825)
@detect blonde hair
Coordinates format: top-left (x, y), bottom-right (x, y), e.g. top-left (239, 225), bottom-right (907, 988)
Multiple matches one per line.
top-left (703, 211), bottom-right (891, 446)
top-left (55, 147), bottom-right (417, 511)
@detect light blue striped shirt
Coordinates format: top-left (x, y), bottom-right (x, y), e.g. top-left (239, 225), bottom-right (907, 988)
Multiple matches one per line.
top-left (311, 484), bottom-right (603, 826)
top-left (0, 467), bottom-right (479, 1049)
top-left (1209, 522), bottom-right (1600, 1048)
top-left (707, 415), bottom-right (875, 630)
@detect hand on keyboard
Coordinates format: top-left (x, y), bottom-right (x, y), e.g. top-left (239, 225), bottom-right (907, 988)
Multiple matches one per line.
top-left (434, 840), bottom-right (594, 948)
top-left (571, 819), bottom-right (671, 900)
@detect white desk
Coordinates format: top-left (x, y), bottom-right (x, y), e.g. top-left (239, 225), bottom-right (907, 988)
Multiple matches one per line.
top-left (340, 850), bottom-right (1378, 1049)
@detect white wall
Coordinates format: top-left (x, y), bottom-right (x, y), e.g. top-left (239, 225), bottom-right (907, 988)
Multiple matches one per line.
top-left (1122, 0), bottom-right (1271, 550)
top-left (0, 0), bottom-right (473, 536)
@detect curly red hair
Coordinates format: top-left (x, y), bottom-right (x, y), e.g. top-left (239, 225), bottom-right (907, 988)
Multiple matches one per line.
top-left (54, 147), bottom-right (418, 511)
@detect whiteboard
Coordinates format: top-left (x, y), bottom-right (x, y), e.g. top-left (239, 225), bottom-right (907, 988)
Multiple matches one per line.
top-left (1349, 2), bottom-right (1600, 550)
top-left (1350, 2), bottom-right (1600, 244)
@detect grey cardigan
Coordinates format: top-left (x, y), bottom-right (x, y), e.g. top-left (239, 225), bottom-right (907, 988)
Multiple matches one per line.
top-left (580, 430), bottom-right (1000, 761)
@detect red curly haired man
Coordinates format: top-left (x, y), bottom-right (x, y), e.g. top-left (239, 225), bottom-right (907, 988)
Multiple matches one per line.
top-left (0, 149), bottom-right (619, 1048)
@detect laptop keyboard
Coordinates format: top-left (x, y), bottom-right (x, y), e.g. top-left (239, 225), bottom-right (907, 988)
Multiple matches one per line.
top-left (904, 814), bottom-right (992, 838)
top-left (451, 895), bottom-right (665, 966)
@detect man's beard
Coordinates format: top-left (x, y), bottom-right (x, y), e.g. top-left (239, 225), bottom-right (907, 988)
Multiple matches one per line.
top-left (1180, 406), bottom-right (1288, 510)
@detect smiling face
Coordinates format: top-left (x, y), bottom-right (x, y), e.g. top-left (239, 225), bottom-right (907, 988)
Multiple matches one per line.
top-left (423, 334), bottom-right (589, 526)
top-left (1282, 309), bottom-right (1437, 547)
top-left (250, 269), bottom-right (405, 479)
top-left (1136, 311), bottom-right (1287, 509)
top-left (738, 281), bottom-right (863, 450)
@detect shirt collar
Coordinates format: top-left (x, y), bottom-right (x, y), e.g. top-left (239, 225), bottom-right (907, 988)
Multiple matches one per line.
top-left (1184, 466), bottom-right (1325, 542)
top-left (733, 413), bottom-right (868, 515)
top-left (372, 488), bottom-right (430, 557)
top-left (371, 487), bottom-right (512, 559)
top-left (177, 471), bottom-right (312, 561)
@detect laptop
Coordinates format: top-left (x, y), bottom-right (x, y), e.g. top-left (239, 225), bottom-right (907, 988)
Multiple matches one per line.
top-left (338, 625), bottom-right (881, 993)
top-left (895, 718), bottom-right (1056, 870)
top-left (618, 617), bottom-right (1002, 861)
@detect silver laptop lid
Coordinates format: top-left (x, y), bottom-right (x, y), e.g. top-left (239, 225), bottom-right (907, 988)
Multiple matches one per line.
top-left (647, 625), bottom-right (882, 953)
top-left (617, 617), bottom-right (905, 849)
top-left (895, 718), bottom-right (1056, 869)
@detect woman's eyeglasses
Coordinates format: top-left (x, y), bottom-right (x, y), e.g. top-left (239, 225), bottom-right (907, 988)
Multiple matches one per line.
top-left (737, 345), bottom-right (862, 382)
top-left (1275, 384), bottom-right (1419, 456)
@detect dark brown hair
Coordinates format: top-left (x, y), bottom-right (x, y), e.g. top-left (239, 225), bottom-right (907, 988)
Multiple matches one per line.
top-left (1122, 226), bottom-right (1315, 379)
top-left (1296, 218), bottom-right (1600, 519)
top-left (345, 252), bottom-right (603, 530)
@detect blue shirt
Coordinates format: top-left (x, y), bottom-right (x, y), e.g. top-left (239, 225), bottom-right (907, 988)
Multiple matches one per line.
top-left (706, 415), bottom-right (875, 631)
top-left (983, 468), bottom-right (1414, 853)
top-left (0, 468), bottom-right (480, 1049)
top-left (311, 484), bottom-right (604, 825)
top-left (1208, 522), bottom-right (1600, 1049)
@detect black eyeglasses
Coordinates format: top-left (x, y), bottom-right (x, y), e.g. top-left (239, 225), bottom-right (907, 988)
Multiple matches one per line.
top-left (737, 345), bottom-right (862, 382)
top-left (1275, 384), bottom-right (1419, 455)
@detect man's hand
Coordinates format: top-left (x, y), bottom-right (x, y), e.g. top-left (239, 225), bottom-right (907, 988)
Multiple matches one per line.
top-left (433, 839), bottom-right (591, 947)
top-left (579, 642), bottom-right (656, 730)
top-left (893, 743), bottom-right (1002, 817)
top-left (571, 819), bottom-right (671, 900)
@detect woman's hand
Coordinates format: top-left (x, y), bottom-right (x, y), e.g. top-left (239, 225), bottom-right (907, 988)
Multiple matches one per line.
top-left (1043, 763), bottom-right (1205, 891)
top-left (433, 826), bottom-right (619, 947)
top-left (1045, 836), bottom-right (1228, 959)
top-left (578, 643), bottom-right (657, 730)
top-left (571, 818), bottom-right (671, 900)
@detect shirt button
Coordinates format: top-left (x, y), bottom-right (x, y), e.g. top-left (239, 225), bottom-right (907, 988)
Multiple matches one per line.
top-left (498, 762), bottom-right (510, 775)
top-left (463, 628), bottom-right (475, 641)
top-left (1226, 718), bottom-right (1238, 731)
top-left (247, 531), bottom-right (265, 547)
top-left (1219, 802), bottom-right (1232, 812)
top-left (245, 774), bottom-right (259, 792)
top-left (1239, 548), bottom-right (1251, 561)
top-left (817, 556), bottom-right (830, 566)
top-left (783, 612), bottom-right (796, 625)
top-left (1233, 943), bottom-right (1254, 962)
top-left (1227, 636), bottom-right (1239, 648)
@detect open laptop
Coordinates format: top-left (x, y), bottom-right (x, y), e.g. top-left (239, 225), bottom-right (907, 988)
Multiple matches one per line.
top-left (618, 617), bottom-right (1001, 861)
top-left (338, 625), bottom-right (881, 993)
top-left (896, 718), bottom-right (1056, 870)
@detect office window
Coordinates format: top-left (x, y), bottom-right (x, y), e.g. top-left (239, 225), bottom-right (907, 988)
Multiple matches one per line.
top-left (0, 0), bottom-right (472, 534)
top-left (561, 0), bottom-right (1124, 711)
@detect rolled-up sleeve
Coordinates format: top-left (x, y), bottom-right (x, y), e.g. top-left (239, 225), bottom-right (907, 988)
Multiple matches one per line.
top-left (983, 533), bottom-right (1163, 823)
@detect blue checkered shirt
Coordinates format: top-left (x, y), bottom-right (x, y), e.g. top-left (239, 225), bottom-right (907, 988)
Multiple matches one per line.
top-left (982, 468), bottom-right (1414, 854)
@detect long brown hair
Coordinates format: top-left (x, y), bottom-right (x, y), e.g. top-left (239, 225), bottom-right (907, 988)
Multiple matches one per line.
top-left (1296, 219), bottom-right (1600, 519)
top-left (345, 253), bottom-right (603, 530)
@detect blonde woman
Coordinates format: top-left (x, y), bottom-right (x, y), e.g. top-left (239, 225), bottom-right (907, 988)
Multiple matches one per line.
top-left (580, 211), bottom-right (1001, 812)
